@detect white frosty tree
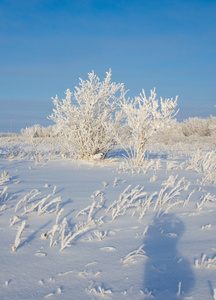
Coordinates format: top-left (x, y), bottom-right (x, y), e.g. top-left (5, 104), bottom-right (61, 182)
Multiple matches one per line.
top-left (120, 88), bottom-right (178, 166)
top-left (49, 69), bottom-right (126, 160)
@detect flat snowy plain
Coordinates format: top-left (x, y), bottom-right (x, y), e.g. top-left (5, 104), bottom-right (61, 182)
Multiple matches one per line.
top-left (0, 133), bottom-right (216, 300)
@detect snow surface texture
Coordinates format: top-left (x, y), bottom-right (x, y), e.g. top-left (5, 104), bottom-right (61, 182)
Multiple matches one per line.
top-left (0, 133), bottom-right (216, 299)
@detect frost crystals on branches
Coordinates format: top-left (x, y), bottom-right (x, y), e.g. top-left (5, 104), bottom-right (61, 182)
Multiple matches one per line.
top-left (120, 88), bottom-right (178, 166)
top-left (49, 69), bottom-right (126, 160)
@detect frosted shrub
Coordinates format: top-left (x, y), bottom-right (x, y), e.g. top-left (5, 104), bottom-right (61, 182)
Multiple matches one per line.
top-left (120, 88), bottom-right (178, 166)
top-left (181, 116), bottom-right (216, 137)
top-left (151, 119), bottom-right (183, 144)
top-left (21, 124), bottom-right (58, 138)
top-left (49, 70), bottom-right (126, 160)
top-left (182, 117), bottom-right (210, 137)
top-left (208, 115), bottom-right (216, 135)
top-left (186, 150), bottom-right (216, 184)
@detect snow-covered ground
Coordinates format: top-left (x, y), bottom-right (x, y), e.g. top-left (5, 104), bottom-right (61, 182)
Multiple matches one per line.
top-left (0, 133), bottom-right (216, 299)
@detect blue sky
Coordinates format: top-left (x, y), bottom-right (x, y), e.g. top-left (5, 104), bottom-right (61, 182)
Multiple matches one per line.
top-left (1, 0), bottom-right (216, 132)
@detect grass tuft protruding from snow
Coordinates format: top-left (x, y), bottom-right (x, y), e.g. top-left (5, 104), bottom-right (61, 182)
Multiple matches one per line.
top-left (12, 220), bottom-right (26, 252)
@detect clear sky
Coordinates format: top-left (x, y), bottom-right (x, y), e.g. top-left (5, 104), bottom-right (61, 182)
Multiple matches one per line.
top-left (1, 0), bottom-right (216, 132)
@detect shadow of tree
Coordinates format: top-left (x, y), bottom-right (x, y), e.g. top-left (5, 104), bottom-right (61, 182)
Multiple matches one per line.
top-left (107, 148), bottom-right (168, 161)
top-left (143, 214), bottom-right (195, 300)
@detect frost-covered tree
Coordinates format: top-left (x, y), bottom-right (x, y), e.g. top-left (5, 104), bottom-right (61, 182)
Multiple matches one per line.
top-left (49, 70), bottom-right (126, 160)
top-left (120, 88), bottom-right (178, 166)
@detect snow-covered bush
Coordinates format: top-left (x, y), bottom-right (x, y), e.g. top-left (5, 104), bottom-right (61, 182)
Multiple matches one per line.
top-left (150, 119), bottom-right (183, 145)
top-left (120, 88), bottom-right (178, 166)
top-left (180, 116), bottom-right (216, 137)
top-left (208, 115), bottom-right (216, 134)
top-left (182, 117), bottom-right (211, 137)
top-left (21, 124), bottom-right (58, 138)
top-left (186, 149), bottom-right (216, 185)
top-left (49, 70), bottom-right (126, 160)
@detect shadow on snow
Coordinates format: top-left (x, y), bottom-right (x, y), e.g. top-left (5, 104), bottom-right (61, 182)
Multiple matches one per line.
top-left (108, 147), bottom-right (168, 160)
top-left (143, 213), bottom-right (195, 300)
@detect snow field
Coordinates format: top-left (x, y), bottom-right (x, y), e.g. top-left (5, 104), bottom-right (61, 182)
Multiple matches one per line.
top-left (0, 136), bottom-right (216, 299)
